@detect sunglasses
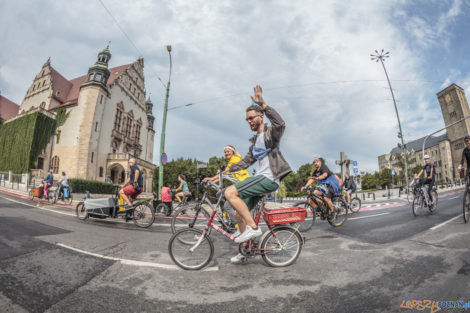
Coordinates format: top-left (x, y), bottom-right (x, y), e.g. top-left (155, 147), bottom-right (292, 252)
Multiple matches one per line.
top-left (246, 114), bottom-right (261, 122)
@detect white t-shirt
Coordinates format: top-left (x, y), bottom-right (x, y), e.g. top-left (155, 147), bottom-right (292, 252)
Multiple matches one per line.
top-left (254, 132), bottom-right (279, 184)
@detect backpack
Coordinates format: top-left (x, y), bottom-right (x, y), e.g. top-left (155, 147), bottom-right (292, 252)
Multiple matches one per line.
top-left (335, 174), bottom-right (343, 188)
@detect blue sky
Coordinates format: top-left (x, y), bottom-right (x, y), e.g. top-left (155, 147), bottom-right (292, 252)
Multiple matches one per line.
top-left (1, 0), bottom-right (470, 174)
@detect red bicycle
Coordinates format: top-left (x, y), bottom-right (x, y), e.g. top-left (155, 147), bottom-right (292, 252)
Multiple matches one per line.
top-left (168, 197), bottom-right (306, 270)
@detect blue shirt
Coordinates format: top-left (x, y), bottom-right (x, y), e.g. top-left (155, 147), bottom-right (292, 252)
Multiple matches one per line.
top-left (130, 164), bottom-right (143, 188)
top-left (45, 174), bottom-right (54, 184)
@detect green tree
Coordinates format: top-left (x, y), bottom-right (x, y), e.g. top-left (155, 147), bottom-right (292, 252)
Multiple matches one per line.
top-left (361, 173), bottom-right (376, 190)
top-left (376, 168), bottom-right (392, 188)
top-left (277, 181), bottom-right (287, 201)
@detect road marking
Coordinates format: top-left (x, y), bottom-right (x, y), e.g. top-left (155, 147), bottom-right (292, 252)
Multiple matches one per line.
top-left (56, 242), bottom-right (219, 271)
top-left (430, 215), bottom-right (462, 231)
top-left (446, 196), bottom-right (461, 200)
top-left (349, 212), bottom-right (390, 220)
top-left (0, 195), bottom-right (76, 216)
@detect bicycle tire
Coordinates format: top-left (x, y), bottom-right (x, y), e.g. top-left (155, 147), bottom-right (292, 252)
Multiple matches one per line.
top-left (292, 201), bottom-right (316, 232)
top-left (28, 190), bottom-right (34, 201)
top-left (412, 195), bottom-right (421, 216)
top-left (428, 190), bottom-right (438, 214)
top-left (76, 202), bottom-right (88, 220)
top-left (168, 228), bottom-right (214, 270)
top-left (171, 202), bottom-right (211, 237)
top-left (64, 195), bottom-right (73, 205)
top-left (349, 197), bottom-right (362, 213)
top-left (328, 198), bottom-right (348, 227)
top-left (132, 202), bottom-right (155, 228)
top-left (261, 226), bottom-right (302, 267)
top-left (463, 189), bottom-right (470, 223)
top-left (155, 202), bottom-right (171, 216)
top-left (47, 191), bottom-right (56, 204)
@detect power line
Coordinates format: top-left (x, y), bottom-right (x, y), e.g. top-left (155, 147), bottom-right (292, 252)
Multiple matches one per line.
top-left (97, 0), bottom-right (167, 89)
top-left (168, 79), bottom-right (444, 111)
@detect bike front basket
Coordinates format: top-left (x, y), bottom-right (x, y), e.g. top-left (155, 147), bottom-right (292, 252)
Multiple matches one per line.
top-left (263, 206), bottom-right (306, 226)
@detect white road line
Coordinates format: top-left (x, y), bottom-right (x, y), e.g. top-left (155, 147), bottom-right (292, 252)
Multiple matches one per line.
top-left (446, 196), bottom-right (461, 200)
top-left (349, 212), bottom-right (390, 220)
top-left (56, 243), bottom-right (218, 271)
top-left (430, 215), bottom-right (462, 231)
top-left (0, 195), bottom-right (75, 216)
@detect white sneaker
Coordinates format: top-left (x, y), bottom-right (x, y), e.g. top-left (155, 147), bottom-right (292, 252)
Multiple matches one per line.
top-left (230, 253), bottom-right (247, 264)
top-left (234, 226), bottom-right (262, 243)
top-left (231, 229), bottom-right (240, 237)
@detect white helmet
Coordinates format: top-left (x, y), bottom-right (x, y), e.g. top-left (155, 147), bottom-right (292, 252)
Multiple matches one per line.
top-left (424, 154), bottom-right (430, 159)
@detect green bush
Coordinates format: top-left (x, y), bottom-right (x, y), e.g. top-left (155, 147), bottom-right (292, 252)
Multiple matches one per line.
top-left (286, 191), bottom-right (308, 197)
top-left (68, 178), bottom-right (114, 194)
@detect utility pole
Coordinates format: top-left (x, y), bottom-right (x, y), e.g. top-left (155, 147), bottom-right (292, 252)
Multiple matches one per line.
top-left (371, 50), bottom-right (409, 190)
top-left (158, 45), bottom-right (172, 200)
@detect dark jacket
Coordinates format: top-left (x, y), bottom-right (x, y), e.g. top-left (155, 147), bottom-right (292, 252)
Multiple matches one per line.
top-left (228, 105), bottom-right (292, 180)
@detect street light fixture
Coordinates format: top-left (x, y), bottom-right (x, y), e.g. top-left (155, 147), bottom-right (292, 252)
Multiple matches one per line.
top-left (371, 49), bottom-right (409, 190)
top-left (158, 45), bottom-right (172, 199)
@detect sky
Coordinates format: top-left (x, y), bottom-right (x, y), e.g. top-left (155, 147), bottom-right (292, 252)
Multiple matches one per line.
top-left (1, 0), bottom-right (470, 174)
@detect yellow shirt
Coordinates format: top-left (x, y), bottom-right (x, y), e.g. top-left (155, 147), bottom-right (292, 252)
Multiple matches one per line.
top-left (227, 154), bottom-right (250, 182)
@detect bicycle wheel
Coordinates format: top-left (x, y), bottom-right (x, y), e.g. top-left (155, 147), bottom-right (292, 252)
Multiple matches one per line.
top-left (171, 203), bottom-right (211, 236)
top-left (261, 226), bottom-right (302, 267)
top-left (292, 201), bottom-right (316, 232)
top-left (412, 195), bottom-right (422, 216)
top-left (132, 202), bottom-right (155, 228)
top-left (76, 202), bottom-right (88, 220)
top-left (64, 194), bottom-right (73, 205)
top-left (463, 189), bottom-right (470, 223)
top-left (28, 190), bottom-right (34, 200)
top-left (428, 190), bottom-right (438, 214)
top-left (47, 191), bottom-right (56, 204)
top-left (328, 198), bottom-right (348, 227)
top-left (349, 197), bottom-right (362, 213)
top-left (168, 228), bottom-right (214, 270)
top-left (155, 202), bottom-right (171, 217)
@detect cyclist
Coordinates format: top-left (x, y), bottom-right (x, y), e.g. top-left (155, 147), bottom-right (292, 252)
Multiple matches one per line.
top-left (56, 171), bottom-right (68, 199)
top-left (119, 158), bottom-right (143, 209)
top-left (343, 172), bottom-right (356, 204)
top-left (457, 135), bottom-right (470, 183)
top-left (415, 154), bottom-right (435, 204)
top-left (43, 170), bottom-right (54, 198)
top-left (202, 144), bottom-right (250, 184)
top-left (301, 155), bottom-right (340, 215)
top-left (174, 174), bottom-right (191, 203)
top-left (225, 85), bottom-right (292, 263)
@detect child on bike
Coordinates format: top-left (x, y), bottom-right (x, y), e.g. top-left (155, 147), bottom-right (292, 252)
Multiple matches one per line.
top-left (174, 174), bottom-right (191, 203)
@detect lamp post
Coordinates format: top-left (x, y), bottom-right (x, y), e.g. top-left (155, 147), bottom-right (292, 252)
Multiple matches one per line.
top-left (158, 45), bottom-right (172, 199)
top-left (371, 49), bottom-right (409, 190)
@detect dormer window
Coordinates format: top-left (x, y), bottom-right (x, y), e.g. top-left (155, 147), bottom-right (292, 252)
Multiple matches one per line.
top-left (94, 73), bottom-right (102, 81)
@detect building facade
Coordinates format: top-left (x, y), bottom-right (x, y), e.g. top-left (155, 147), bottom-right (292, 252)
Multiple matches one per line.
top-left (9, 46), bottom-right (156, 191)
top-left (378, 84), bottom-right (469, 183)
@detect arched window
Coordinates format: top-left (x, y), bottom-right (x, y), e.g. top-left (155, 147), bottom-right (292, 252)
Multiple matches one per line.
top-left (51, 156), bottom-right (60, 174)
top-left (40, 102), bottom-right (46, 109)
top-left (99, 167), bottom-right (104, 177)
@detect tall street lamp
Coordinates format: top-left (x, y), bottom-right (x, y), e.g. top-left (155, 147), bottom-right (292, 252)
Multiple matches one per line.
top-left (371, 49), bottom-right (409, 190)
top-left (158, 45), bottom-right (172, 199)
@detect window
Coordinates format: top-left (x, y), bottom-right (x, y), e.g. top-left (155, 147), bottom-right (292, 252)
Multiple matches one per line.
top-left (91, 152), bottom-right (94, 163)
top-left (450, 111), bottom-right (457, 118)
top-left (37, 157), bottom-right (44, 170)
top-left (42, 80), bottom-right (46, 87)
top-left (135, 124), bottom-right (141, 142)
top-left (114, 109), bottom-right (122, 132)
top-left (99, 167), bottom-right (104, 177)
top-left (51, 156), bottom-right (60, 174)
top-left (125, 117), bottom-right (132, 137)
top-left (89, 74), bottom-right (94, 81)
top-left (40, 102), bottom-right (46, 109)
top-left (95, 122), bottom-right (98, 132)
top-left (111, 141), bottom-right (118, 153)
top-left (94, 73), bottom-right (102, 81)
top-left (133, 87), bottom-right (136, 95)
top-left (32, 84), bottom-right (36, 91)
top-left (100, 95), bottom-right (104, 104)
top-left (56, 130), bottom-right (61, 144)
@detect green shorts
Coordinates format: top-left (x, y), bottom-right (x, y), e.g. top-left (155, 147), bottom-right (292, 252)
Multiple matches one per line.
top-left (234, 175), bottom-right (279, 210)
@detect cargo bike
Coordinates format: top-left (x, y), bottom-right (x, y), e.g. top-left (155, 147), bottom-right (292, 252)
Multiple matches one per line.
top-left (168, 196), bottom-right (306, 270)
top-left (75, 184), bottom-right (155, 228)
top-left (28, 185), bottom-right (55, 204)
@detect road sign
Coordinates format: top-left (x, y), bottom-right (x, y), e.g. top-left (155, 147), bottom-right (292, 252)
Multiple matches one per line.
top-left (391, 169), bottom-right (396, 176)
top-left (161, 152), bottom-right (168, 166)
top-left (353, 168), bottom-right (359, 174)
top-left (353, 161), bottom-right (358, 167)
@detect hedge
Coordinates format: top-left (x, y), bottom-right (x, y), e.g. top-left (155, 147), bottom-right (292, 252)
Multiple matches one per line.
top-left (68, 178), bottom-right (115, 194)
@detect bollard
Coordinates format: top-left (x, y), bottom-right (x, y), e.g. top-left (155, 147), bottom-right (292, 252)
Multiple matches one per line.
top-left (373, 192), bottom-right (376, 200)
top-left (363, 193), bottom-right (365, 200)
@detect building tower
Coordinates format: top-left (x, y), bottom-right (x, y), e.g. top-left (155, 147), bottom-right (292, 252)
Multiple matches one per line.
top-left (437, 83), bottom-right (470, 174)
top-left (82, 45), bottom-right (112, 89)
top-left (145, 97), bottom-right (155, 162)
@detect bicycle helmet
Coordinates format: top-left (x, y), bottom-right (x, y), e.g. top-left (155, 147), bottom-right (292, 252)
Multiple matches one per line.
top-left (424, 154), bottom-right (430, 159)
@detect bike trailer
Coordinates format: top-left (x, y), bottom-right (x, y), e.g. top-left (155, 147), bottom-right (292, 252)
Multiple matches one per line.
top-left (31, 186), bottom-right (44, 197)
top-left (263, 206), bottom-right (306, 226)
top-left (84, 198), bottom-right (116, 216)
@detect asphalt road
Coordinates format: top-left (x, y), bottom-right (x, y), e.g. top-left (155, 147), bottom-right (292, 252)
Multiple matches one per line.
top-left (0, 189), bottom-right (469, 313)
